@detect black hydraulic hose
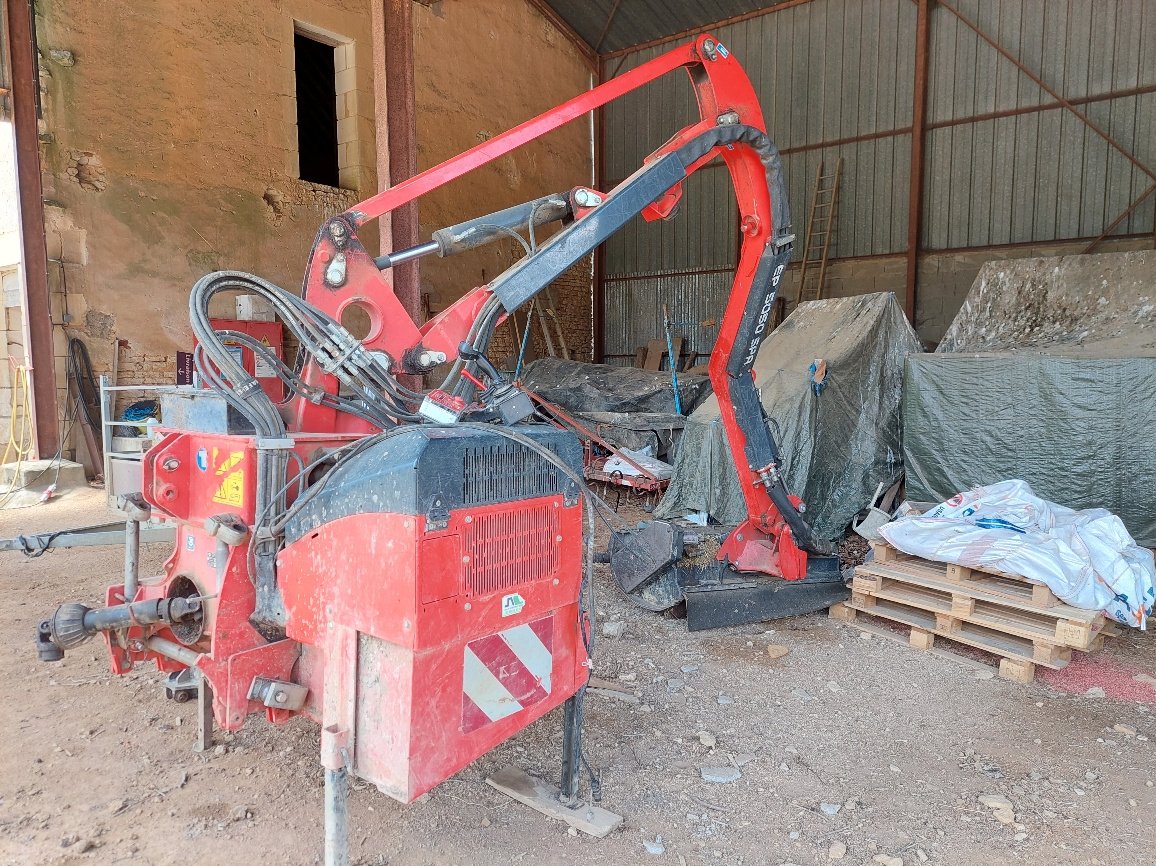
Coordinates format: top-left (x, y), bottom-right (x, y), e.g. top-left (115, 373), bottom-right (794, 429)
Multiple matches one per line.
top-left (191, 271), bottom-right (419, 427)
top-left (189, 276), bottom-right (285, 439)
top-left (206, 334), bottom-right (392, 430)
top-left (66, 338), bottom-right (101, 431)
top-left (672, 122), bottom-right (794, 248)
top-left (670, 124), bottom-right (839, 555)
top-left (766, 477), bottom-right (834, 556)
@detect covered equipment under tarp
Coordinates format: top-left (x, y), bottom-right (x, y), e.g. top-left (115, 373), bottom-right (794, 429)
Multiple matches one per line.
top-left (657, 292), bottom-right (921, 539)
top-left (519, 359), bottom-right (710, 461)
top-left (904, 249), bottom-right (1156, 547)
top-left (520, 358), bottom-right (712, 414)
top-left (902, 352), bottom-right (1156, 547)
top-left (937, 250), bottom-right (1156, 355)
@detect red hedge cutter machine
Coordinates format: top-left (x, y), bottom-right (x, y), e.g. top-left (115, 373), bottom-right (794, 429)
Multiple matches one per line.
top-left (34, 34), bottom-right (842, 863)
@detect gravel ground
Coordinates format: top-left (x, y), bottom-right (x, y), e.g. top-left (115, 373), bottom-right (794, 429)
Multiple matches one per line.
top-left (1, 488), bottom-right (1153, 866)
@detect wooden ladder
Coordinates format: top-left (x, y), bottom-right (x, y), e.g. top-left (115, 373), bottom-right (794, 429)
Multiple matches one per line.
top-left (797, 157), bottom-right (843, 304)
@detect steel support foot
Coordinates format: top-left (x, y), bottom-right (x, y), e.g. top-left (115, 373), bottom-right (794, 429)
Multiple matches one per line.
top-left (559, 689), bottom-right (583, 806)
top-left (486, 686), bottom-right (623, 836)
top-left (194, 675), bottom-right (213, 752)
top-left (324, 766), bottom-right (349, 866)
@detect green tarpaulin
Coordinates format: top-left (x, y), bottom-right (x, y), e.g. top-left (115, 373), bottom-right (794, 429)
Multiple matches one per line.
top-left (657, 292), bottom-right (921, 539)
top-left (902, 352), bottom-right (1156, 546)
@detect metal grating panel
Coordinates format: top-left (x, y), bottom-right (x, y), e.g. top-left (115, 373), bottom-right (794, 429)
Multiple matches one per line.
top-left (602, 270), bottom-right (734, 362)
top-left (462, 504), bottom-right (560, 596)
top-left (462, 443), bottom-right (560, 505)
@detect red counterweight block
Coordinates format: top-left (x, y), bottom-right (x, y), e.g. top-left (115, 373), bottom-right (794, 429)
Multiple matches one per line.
top-left (203, 319), bottom-right (286, 402)
top-left (278, 494), bottom-right (589, 804)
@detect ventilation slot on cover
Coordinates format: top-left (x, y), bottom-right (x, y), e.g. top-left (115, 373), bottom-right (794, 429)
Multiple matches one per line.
top-left (462, 504), bottom-right (560, 596)
top-left (462, 442), bottom-right (561, 505)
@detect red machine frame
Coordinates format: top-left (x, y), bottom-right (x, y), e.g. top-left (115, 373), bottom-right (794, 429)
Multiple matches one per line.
top-left (291, 33), bottom-right (812, 577)
top-left (38, 32), bottom-right (824, 862)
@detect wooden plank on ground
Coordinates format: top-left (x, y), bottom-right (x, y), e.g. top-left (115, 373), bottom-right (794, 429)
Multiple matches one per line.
top-left (831, 607), bottom-right (1000, 675)
top-left (486, 766), bottom-right (624, 837)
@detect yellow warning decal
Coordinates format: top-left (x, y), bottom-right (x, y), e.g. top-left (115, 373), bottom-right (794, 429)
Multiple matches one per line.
top-left (211, 449), bottom-right (246, 507)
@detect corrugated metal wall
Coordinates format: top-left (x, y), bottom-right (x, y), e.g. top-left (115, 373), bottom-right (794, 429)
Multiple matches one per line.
top-left (600, 0), bottom-right (1156, 362)
top-left (924, 0), bottom-right (1156, 248)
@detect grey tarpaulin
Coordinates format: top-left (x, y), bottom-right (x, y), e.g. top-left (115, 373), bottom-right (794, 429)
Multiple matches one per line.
top-left (903, 352), bottom-right (1156, 546)
top-left (519, 358), bottom-right (712, 414)
top-left (657, 292), bottom-right (921, 539)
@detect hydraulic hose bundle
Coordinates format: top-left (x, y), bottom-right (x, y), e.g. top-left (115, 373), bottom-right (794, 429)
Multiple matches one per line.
top-left (190, 271), bottom-right (431, 625)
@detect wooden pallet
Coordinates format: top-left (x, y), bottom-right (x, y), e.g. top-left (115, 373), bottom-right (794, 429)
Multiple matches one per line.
top-left (831, 601), bottom-right (1040, 683)
top-left (834, 540), bottom-right (1116, 684)
top-left (860, 540), bottom-right (1106, 649)
top-left (869, 539), bottom-right (1061, 604)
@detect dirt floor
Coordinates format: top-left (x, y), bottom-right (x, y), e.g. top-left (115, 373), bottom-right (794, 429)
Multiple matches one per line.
top-left (1, 488), bottom-right (1154, 866)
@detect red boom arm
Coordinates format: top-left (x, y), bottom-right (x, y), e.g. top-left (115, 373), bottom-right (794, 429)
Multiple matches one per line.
top-left (291, 33), bottom-right (826, 577)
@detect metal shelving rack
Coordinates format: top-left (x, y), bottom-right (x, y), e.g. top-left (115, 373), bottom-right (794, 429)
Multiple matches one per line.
top-left (99, 375), bottom-right (167, 507)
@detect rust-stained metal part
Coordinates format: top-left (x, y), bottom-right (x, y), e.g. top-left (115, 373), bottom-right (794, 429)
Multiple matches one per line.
top-left (521, 386), bottom-right (666, 487)
top-left (904, 0), bottom-right (931, 325)
top-left (383, 0), bottom-right (422, 328)
top-left (4, 0), bottom-right (59, 455)
top-left (1085, 184), bottom-right (1156, 254)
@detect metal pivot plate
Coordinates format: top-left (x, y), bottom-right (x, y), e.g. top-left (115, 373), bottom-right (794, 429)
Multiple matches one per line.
top-left (684, 558), bottom-right (848, 632)
top-left (247, 676), bottom-right (309, 711)
top-left (609, 521), bottom-right (682, 595)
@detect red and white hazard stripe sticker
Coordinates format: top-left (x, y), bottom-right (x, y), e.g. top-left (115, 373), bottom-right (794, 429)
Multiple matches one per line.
top-left (461, 616), bottom-right (553, 733)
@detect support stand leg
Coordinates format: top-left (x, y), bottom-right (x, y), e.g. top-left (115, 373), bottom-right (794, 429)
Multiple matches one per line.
top-left (123, 518), bottom-right (140, 601)
top-left (324, 766), bottom-right (349, 866)
top-left (559, 688), bottom-right (584, 806)
top-left (486, 683), bottom-right (622, 837)
top-left (194, 675), bottom-right (213, 753)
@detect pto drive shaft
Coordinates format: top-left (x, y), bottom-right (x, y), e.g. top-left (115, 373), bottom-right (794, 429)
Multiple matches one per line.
top-left (36, 597), bottom-right (202, 662)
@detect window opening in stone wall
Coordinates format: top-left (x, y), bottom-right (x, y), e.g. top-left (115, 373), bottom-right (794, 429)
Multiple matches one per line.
top-left (294, 31), bottom-right (339, 187)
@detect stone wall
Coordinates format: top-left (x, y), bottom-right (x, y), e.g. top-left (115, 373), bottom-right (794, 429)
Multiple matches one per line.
top-left (26, 0), bottom-right (379, 457)
top-left (412, 0), bottom-right (594, 363)
top-left (781, 236), bottom-right (1155, 346)
top-left (13, 0), bottom-right (592, 460)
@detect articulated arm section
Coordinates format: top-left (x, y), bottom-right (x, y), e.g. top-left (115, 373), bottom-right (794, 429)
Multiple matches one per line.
top-left (290, 33), bottom-right (830, 570)
top-left (294, 33), bottom-right (762, 379)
